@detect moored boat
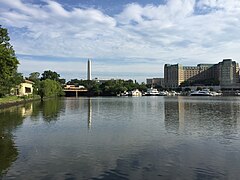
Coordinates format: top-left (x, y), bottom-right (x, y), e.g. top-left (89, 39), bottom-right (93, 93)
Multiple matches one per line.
top-left (190, 89), bottom-right (212, 96)
top-left (145, 87), bottom-right (159, 96)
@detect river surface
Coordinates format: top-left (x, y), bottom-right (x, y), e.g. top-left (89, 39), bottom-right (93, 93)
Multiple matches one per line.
top-left (1, 96), bottom-right (240, 179)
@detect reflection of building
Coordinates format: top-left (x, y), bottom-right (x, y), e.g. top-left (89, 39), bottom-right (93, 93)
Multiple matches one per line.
top-left (21, 104), bottom-right (33, 117)
top-left (88, 98), bottom-right (92, 129)
top-left (146, 78), bottom-right (164, 87)
top-left (164, 97), bottom-right (185, 133)
top-left (164, 97), bottom-right (240, 134)
top-left (16, 80), bottom-right (34, 96)
top-left (164, 59), bottom-right (239, 89)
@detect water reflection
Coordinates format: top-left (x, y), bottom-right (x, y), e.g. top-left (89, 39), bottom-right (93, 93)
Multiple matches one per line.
top-left (41, 98), bottom-right (64, 122)
top-left (0, 105), bottom-right (30, 176)
top-left (164, 97), bottom-right (240, 140)
top-left (0, 99), bottom-right (65, 177)
top-left (1, 97), bottom-right (240, 179)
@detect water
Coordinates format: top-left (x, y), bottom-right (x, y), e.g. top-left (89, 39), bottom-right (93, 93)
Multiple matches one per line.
top-left (1, 96), bottom-right (240, 179)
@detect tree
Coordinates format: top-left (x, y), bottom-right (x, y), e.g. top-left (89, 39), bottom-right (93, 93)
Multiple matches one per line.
top-left (58, 78), bottom-right (66, 85)
top-left (41, 70), bottom-right (60, 81)
top-left (28, 72), bottom-right (40, 82)
top-left (38, 79), bottom-right (64, 101)
top-left (0, 25), bottom-right (20, 97)
top-left (28, 72), bottom-right (41, 95)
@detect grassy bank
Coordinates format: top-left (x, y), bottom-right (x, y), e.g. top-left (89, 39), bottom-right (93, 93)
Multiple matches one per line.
top-left (0, 96), bottom-right (23, 104)
top-left (0, 95), bottom-right (41, 108)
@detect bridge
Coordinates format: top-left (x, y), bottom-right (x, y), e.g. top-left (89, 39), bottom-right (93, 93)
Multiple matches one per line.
top-left (63, 85), bottom-right (88, 97)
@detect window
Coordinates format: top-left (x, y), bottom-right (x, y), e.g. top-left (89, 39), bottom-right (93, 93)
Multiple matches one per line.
top-left (25, 87), bottom-right (32, 93)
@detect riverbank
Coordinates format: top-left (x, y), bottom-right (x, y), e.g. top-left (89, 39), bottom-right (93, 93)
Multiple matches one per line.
top-left (0, 95), bottom-right (41, 109)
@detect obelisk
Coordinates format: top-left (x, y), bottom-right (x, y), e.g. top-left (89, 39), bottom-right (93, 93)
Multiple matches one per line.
top-left (87, 59), bottom-right (92, 80)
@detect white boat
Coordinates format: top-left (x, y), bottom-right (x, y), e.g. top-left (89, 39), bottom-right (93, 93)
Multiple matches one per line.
top-left (211, 91), bottom-right (222, 96)
top-left (159, 91), bottom-right (168, 96)
top-left (145, 88), bottom-right (159, 96)
top-left (190, 89), bottom-right (213, 96)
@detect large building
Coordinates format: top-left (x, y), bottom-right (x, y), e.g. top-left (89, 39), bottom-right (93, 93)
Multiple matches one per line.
top-left (164, 59), bottom-right (239, 89)
top-left (164, 64), bottom-right (184, 88)
top-left (146, 78), bottom-right (164, 87)
top-left (219, 59), bottom-right (239, 87)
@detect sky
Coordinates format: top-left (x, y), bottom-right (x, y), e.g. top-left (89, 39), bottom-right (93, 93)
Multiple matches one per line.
top-left (1, 0), bottom-right (240, 82)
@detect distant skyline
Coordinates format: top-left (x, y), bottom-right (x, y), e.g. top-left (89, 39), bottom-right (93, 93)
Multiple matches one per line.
top-left (1, 0), bottom-right (240, 82)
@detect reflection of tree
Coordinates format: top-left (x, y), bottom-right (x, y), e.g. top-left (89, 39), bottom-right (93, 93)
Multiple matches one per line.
top-left (42, 98), bottom-right (64, 122)
top-left (29, 101), bottom-right (42, 120)
top-left (0, 135), bottom-right (18, 177)
top-left (0, 107), bottom-right (25, 176)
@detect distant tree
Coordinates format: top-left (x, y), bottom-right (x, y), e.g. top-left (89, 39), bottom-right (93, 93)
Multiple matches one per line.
top-left (28, 72), bottom-right (41, 95)
top-left (41, 70), bottom-right (60, 81)
top-left (67, 79), bottom-right (82, 86)
top-left (138, 82), bottom-right (148, 92)
top-left (0, 25), bottom-right (20, 97)
top-left (58, 78), bottom-right (66, 85)
top-left (28, 72), bottom-right (40, 82)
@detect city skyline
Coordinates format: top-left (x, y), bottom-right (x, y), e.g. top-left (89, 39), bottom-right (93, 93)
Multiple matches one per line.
top-left (1, 0), bottom-right (240, 82)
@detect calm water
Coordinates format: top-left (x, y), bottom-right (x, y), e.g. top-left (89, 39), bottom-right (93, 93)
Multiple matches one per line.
top-left (1, 97), bottom-right (240, 179)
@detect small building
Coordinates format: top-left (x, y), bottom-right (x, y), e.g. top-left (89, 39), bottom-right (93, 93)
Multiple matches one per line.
top-left (131, 89), bottom-right (142, 96)
top-left (16, 80), bottom-right (34, 96)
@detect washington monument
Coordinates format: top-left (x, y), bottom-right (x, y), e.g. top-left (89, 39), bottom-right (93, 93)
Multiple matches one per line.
top-left (87, 59), bottom-right (92, 80)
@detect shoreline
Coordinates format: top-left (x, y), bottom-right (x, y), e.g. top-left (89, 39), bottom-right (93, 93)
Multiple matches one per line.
top-left (0, 97), bottom-right (41, 109)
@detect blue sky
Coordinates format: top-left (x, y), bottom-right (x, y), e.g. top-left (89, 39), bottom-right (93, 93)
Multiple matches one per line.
top-left (1, 0), bottom-right (240, 82)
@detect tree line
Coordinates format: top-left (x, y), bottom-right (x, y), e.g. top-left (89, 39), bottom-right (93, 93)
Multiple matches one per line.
top-left (67, 79), bottom-right (147, 96)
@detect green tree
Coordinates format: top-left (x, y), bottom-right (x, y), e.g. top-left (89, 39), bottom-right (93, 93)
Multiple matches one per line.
top-left (0, 25), bottom-right (20, 97)
top-left (41, 70), bottom-right (60, 81)
top-left (28, 72), bottom-right (40, 82)
top-left (28, 72), bottom-right (41, 95)
top-left (38, 79), bottom-right (64, 101)
top-left (138, 82), bottom-right (147, 92)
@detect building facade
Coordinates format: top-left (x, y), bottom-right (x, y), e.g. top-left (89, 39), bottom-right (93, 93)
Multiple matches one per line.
top-left (164, 64), bottom-right (184, 88)
top-left (219, 59), bottom-right (239, 87)
top-left (16, 80), bottom-right (34, 96)
top-left (164, 59), bottom-right (239, 89)
top-left (146, 78), bottom-right (164, 87)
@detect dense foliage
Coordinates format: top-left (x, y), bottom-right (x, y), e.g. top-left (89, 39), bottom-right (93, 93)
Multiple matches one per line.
top-left (67, 79), bottom-right (147, 96)
top-left (38, 79), bottom-right (64, 100)
top-left (27, 70), bottom-right (65, 100)
top-left (0, 25), bottom-right (23, 97)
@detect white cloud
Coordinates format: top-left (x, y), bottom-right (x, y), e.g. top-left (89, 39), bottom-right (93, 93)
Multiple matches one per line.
top-left (197, 0), bottom-right (240, 11)
top-left (1, 0), bottom-right (240, 81)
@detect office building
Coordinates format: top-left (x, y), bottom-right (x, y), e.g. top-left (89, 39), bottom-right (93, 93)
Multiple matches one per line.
top-left (164, 59), bottom-right (239, 88)
top-left (146, 78), bottom-right (164, 87)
